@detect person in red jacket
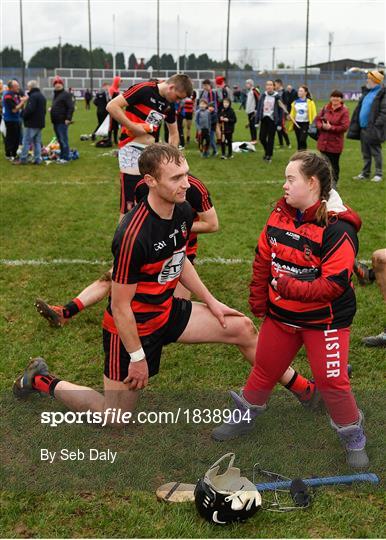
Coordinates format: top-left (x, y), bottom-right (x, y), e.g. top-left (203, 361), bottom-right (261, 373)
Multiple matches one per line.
top-left (212, 151), bottom-right (369, 469)
top-left (316, 90), bottom-right (350, 186)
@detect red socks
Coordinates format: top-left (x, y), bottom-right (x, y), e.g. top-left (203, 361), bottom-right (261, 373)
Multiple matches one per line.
top-left (286, 372), bottom-right (315, 402)
top-left (32, 374), bottom-right (61, 397)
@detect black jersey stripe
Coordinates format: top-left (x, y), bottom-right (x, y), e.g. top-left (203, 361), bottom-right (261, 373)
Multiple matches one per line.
top-left (116, 205), bottom-right (147, 283)
top-left (267, 225), bottom-right (321, 256)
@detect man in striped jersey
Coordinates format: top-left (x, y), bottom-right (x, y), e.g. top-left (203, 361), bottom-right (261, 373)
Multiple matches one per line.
top-left (14, 145), bottom-right (257, 417)
top-left (107, 74), bottom-right (193, 219)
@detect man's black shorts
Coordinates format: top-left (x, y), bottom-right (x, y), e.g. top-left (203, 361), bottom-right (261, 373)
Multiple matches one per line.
top-left (103, 298), bottom-right (192, 381)
top-left (120, 173), bottom-right (142, 213)
top-left (184, 112), bottom-right (193, 121)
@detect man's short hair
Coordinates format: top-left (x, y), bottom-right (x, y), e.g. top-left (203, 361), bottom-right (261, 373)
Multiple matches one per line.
top-left (28, 80), bottom-right (38, 89)
top-left (138, 143), bottom-right (185, 179)
top-left (246, 79), bottom-right (254, 86)
top-left (202, 79), bottom-right (211, 86)
top-left (7, 79), bottom-right (14, 89)
top-left (274, 79), bottom-right (283, 85)
top-left (167, 74), bottom-right (193, 96)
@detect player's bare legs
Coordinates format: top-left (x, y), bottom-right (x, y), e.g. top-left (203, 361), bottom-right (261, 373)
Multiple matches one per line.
top-left (54, 376), bottom-right (139, 416)
top-left (14, 358), bottom-right (139, 425)
top-left (178, 302), bottom-right (300, 388)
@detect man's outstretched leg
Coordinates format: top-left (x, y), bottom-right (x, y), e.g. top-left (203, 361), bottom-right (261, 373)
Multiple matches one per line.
top-left (13, 357), bottom-right (139, 422)
top-left (177, 302), bottom-right (317, 406)
top-left (35, 269), bottom-right (113, 327)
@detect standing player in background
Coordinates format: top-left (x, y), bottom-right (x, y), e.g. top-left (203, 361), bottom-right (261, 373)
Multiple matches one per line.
top-left (107, 74), bottom-right (193, 218)
top-left (182, 91), bottom-right (196, 144)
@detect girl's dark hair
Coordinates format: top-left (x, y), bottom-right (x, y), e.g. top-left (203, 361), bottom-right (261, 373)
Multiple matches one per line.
top-left (289, 151), bottom-right (332, 226)
top-left (330, 89), bottom-right (344, 99)
top-left (299, 84), bottom-right (312, 99)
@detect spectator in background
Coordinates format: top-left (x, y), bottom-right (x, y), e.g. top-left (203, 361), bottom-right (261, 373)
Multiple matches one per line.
top-left (195, 98), bottom-right (211, 158)
top-left (50, 76), bottom-right (74, 164)
top-left (233, 85), bottom-right (241, 103)
top-left (208, 101), bottom-right (218, 157)
top-left (182, 93), bottom-right (195, 144)
top-left (288, 85), bottom-right (316, 150)
top-left (92, 82), bottom-right (110, 139)
top-left (108, 76), bottom-right (121, 145)
top-left (219, 98), bottom-right (237, 160)
top-left (215, 76), bottom-right (229, 109)
top-left (239, 87), bottom-right (247, 110)
top-left (84, 89), bottom-right (92, 110)
top-left (282, 84), bottom-right (297, 110)
top-left (0, 79), bottom-right (3, 127)
top-left (245, 79), bottom-right (260, 144)
top-left (2, 79), bottom-right (26, 159)
top-left (13, 80), bottom-right (46, 165)
top-left (315, 90), bottom-right (350, 186)
top-left (255, 80), bottom-right (282, 162)
top-left (198, 80), bottom-right (217, 111)
top-left (274, 79), bottom-right (291, 149)
top-left (349, 70), bottom-right (385, 183)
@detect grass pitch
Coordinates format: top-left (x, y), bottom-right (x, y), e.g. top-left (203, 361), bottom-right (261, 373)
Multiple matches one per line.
top-left (0, 101), bottom-right (385, 538)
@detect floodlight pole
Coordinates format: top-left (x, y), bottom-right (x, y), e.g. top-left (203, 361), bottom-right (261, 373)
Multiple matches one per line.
top-left (328, 32), bottom-right (334, 63)
top-left (113, 14), bottom-right (116, 75)
top-left (184, 31), bottom-right (188, 71)
top-left (19, 0), bottom-right (25, 88)
top-left (157, 0), bottom-right (160, 76)
top-left (304, 0), bottom-right (310, 84)
top-left (225, 0), bottom-right (231, 80)
top-left (58, 35), bottom-right (62, 68)
top-left (176, 15), bottom-right (180, 73)
top-left (87, 0), bottom-right (94, 93)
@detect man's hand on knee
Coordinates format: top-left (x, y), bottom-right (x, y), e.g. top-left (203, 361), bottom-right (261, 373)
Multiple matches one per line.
top-left (207, 298), bottom-right (245, 328)
top-left (124, 359), bottom-right (149, 390)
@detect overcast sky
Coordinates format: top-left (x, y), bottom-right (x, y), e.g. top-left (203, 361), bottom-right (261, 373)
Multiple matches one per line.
top-left (1, 0), bottom-right (385, 69)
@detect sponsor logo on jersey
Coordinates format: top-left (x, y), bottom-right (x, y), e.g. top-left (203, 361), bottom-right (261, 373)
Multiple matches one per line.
top-left (181, 221), bottom-right (188, 239)
top-left (154, 240), bottom-right (167, 252)
top-left (158, 248), bottom-right (186, 284)
top-left (303, 244), bottom-right (312, 260)
top-left (285, 231), bottom-right (300, 241)
top-left (269, 236), bottom-right (277, 246)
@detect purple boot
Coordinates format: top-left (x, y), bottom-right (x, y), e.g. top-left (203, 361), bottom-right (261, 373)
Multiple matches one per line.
top-left (330, 410), bottom-right (369, 469)
top-left (211, 390), bottom-right (266, 441)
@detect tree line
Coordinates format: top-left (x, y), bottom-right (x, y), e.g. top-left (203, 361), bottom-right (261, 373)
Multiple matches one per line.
top-left (1, 45), bottom-right (249, 71)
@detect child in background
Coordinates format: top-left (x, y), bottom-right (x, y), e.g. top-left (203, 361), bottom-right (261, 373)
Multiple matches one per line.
top-left (219, 98), bottom-right (237, 159)
top-left (195, 99), bottom-right (211, 158)
top-left (208, 102), bottom-right (218, 157)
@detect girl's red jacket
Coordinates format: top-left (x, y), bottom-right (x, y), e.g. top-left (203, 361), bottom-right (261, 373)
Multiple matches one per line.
top-left (249, 193), bottom-right (362, 329)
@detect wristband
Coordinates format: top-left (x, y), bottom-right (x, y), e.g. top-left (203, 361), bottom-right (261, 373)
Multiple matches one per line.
top-left (130, 347), bottom-right (145, 363)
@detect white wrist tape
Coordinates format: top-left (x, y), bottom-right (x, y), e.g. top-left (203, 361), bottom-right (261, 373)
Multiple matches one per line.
top-left (130, 347), bottom-right (145, 363)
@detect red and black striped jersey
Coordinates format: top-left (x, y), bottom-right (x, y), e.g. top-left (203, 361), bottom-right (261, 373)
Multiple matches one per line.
top-left (119, 81), bottom-right (176, 148)
top-left (103, 198), bottom-right (194, 336)
top-left (183, 97), bottom-right (194, 114)
top-left (135, 174), bottom-right (213, 257)
top-left (249, 196), bottom-right (362, 330)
